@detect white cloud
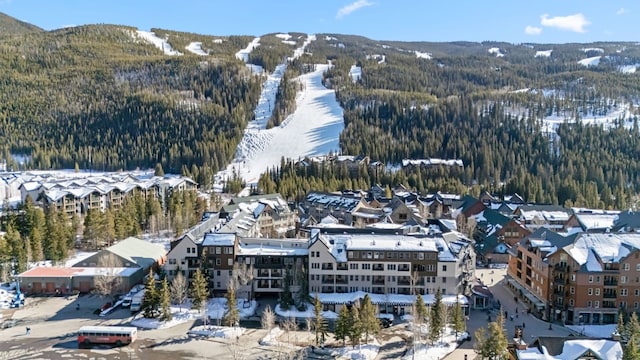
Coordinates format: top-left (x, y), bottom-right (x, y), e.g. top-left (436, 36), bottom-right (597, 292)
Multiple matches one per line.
top-left (616, 7), bottom-right (628, 15)
top-left (525, 25), bottom-right (542, 35)
top-left (540, 13), bottom-right (590, 33)
top-left (336, 0), bottom-right (373, 19)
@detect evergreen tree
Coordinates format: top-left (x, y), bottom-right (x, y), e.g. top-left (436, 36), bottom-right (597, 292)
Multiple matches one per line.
top-left (335, 305), bottom-right (350, 346)
top-left (428, 288), bottom-right (444, 344)
top-left (348, 303), bottom-right (363, 348)
top-left (159, 277), bottom-right (172, 322)
top-left (415, 293), bottom-right (429, 323)
top-left (142, 269), bottom-right (159, 318)
top-left (190, 268), bottom-right (209, 311)
top-left (224, 280), bottom-right (240, 327)
top-left (313, 294), bottom-right (328, 346)
top-left (624, 335), bottom-right (640, 360)
top-left (359, 294), bottom-right (380, 343)
top-left (279, 270), bottom-right (294, 310)
top-left (154, 163), bottom-right (165, 177)
top-left (451, 298), bottom-right (466, 337)
top-left (624, 312), bottom-right (640, 358)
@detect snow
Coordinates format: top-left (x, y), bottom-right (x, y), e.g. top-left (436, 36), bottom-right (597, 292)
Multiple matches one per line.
top-left (275, 33), bottom-right (292, 40)
top-left (259, 327), bottom-right (284, 346)
top-left (517, 338), bottom-right (622, 360)
top-left (619, 64), bottom-right (639, 73)
top-left (206, 298), bottom-right (257, 320)
top-left (577, 56), bottom-right (601, 67)
top-left (235, 37), bottom-right (260, 62)
top-left (349, 65), bottom-right (362, 82)
top-left (535, 50), bottom-right (552, 57)
top-left (488, 47), bottom-right (504, 57)
top-left (401, 328), bottom-right (468, 360)
top-left (582, 47), bottom-right (604, 53)
top-left (334, 339), bottom-right (380, 360)
top-left (135, 30), bottom-right (183, 56)
top-left (282, 40), bottom-right (296, 46)
top-left (415, 51), bottom-right (432, 59)
top-left (274, 303), bottom-right (338, 319)
top-left (317, 291), bottom-right (468, 306)
top-left (188, 325), bottom-right (246, 339)
top-left (185, 42), bottom-right (208, 56)
top-left (131, 306), bottom-right (195, 329)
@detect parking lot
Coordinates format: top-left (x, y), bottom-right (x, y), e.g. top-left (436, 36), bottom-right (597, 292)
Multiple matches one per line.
top-left (0, 294), bottom-right (283, 360)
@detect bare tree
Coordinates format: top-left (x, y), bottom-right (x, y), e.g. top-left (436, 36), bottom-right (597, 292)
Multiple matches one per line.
top-left (232, 262), bottom-right (255, 301)
top-left (170, 271), bottom-right (188, 311)
top-left (261, 305), bottom-right (275, 331)
top-left (93, 253), bottom-right (122, 300)
top-left (225, 335), bottom-right (245, 360)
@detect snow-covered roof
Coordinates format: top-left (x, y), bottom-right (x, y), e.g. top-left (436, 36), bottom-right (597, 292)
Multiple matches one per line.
top-left (517, 338), bottom-right (622, 360)
top-left (565, 233), bottom-right (640, 270)
top-left (237, 244), bottom-right (308, 257)
top-left (202, 233), bottom-right (236, 247)
top-left (575, 213), bottom-right (618, 231)
top-left (317, 291), bottom-right (468, 306)
top-left (402, 159), bottom-right (463, 167)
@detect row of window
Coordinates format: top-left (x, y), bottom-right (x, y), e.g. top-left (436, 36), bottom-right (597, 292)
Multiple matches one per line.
top-left (310, 262), bottom-right (445, 272)
top-left (309, 275), bottom-right (444, 283)
top-left (346, 250), bottom-right (436, 260)
top-left (308, 286), bottom-right (447, 295)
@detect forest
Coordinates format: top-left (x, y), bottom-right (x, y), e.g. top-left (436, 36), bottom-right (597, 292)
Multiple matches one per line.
top-left (1, 16), bottom-right (640, 210)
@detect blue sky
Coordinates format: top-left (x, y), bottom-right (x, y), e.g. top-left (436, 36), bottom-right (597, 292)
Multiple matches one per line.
top-left (1, 0), bottom-right (638, 43)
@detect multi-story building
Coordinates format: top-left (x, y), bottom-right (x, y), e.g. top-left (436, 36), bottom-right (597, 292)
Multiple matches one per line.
top-left (200, 233), bottom-right (237, 296)
top-left (219, 193), bottom-right (297, 238)
top-left (308, 228), bottom-right (474, 314)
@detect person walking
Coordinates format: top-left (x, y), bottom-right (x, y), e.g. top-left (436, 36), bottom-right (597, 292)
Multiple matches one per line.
top-left (25, 327), bottom-right (31, 335)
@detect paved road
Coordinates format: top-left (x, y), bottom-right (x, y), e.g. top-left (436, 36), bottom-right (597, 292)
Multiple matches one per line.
top-left (444, 267), bottom-right (576, 360)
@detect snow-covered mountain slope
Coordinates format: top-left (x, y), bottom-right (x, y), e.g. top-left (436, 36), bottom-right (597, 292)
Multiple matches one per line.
top-left (235, 37), bottom-right (260, 62)
top-left (186, 42), bottom-right (207, 55)
top-left (135, 30), bottom-right (183, 56)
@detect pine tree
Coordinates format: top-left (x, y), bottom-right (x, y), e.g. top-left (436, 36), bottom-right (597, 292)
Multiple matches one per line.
top-left (159, 277), bottom-right (172, 321)
top-left (335, 305), bottom-right (350, 346)
top-left (451, 298), bottom-right (466, 337)
top-left (428, 288), bottom-right (444, 344)
top-left (142, 269), bottom-right (159, 318)
top-left (624, 335), bottom-right (640, 360)
top-left (348, 303), bottom-right (363, 348)
top-left (190, 268), bottom-right (209, 311)
top-left (313, 294), bottom-right (328, 346)
top-left (415, 293), bottom-right (429, 323)
top-left (359, 294), bottom-right (380, 343)
top-left (224, 280), bottom-right (240, 327)
top-left (155, 163), bottom-right (165, 176)
top-left (279, 270), bottom-right (293, 310)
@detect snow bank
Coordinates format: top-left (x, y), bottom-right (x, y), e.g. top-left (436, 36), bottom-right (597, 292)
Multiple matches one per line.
top-left (131, 306), bottom-right (195, 329)
top-left (535, 50), bottom-right (552, 58)
top-left (334, 339), bottom-right (380, 360)
top-left (578, 56), bottom-right (601, 67)
top-left (401, 328), bottom-right (468, 360)
top-left (206, 298), bottom-right (257, 320)
top-left (186, 42), bottom-right (208, 56)
top-left (415, 51), bottom-right (432, 60)
top-left (188, 325), bottom-right (246, 339)
top-left (259, 327), bottom-right (284, 346)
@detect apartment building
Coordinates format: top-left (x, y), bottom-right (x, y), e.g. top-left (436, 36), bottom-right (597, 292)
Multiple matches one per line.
top-left (200, 233), bottom-right (237, 296)
top-left (510, 230), bottom-right (640, 325)
top-left (308, 228), bottom-right (474, 314)
top-left (219, 193), bottom-right (297, 238)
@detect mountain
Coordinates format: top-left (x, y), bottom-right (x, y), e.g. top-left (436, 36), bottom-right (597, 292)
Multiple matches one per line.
top-left (1, 12), bottom-right (640, 208)
top-left (0, 12), bottom-right (43, 35)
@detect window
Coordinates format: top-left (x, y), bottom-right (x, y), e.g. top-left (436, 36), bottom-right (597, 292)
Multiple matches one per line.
top-left (621, 301), bottom-right (628, 308)
top-left (350, 264), bottom-right (358, 270)
top-left (595, 276), bottom-right (600, 283)
top-left (622, 276), bottom-right (628, 283)
top-left (570, 287), bottom-right (575, 294)
top-left (636, 264), bottom-right (640, 271)
top-left (216, 258), bottom-right (221, 266)
top-left (595, 288), bottom-right (600, 296)
top-left (312, 263), bottom-right (320, 269)
top-left (216, 270), bottom-right (221, 276)
top-left (169, 258), bottom-right (176, 265)
top-left (624, 263), bottom-right (630, 271)
top-left (569, 299), bottom-right (574, 306)
top-left (224, 247), bottom-right (232, 254)
top-left (348, 251), bottom-right (354, 259)
top-left (362, 264), bottom-right (371, 270)
top-left (387, 264), bottom-right (396, 270)
top-left (635, 302), bottom-right (639, 309)
top-left (635, 289), bottom-right (639, 296)
top-left (215, 247), bottom-right (221, 254)
top-left (311, 252), bottom-right (315, 258)
top-left (621, 289), bottom-right (629, 296)
top-left (588, 288), bottom-right (593, 295)
top-left (571, 274), bottom-right (576, 281)
top-left (594, 301), bottom-right (599, 308)
top-left (366, 276), bottom-right (371, 281)
top-left (186, 247), bottom-right (191, 254)
top-left (442, 265), bottom-right (447, 272)
top-left (228, 259), bottom-right (233, 266)
top-left (587, 301), bottom-right (592, 307)
top-left (442, 277), bottom-right (447, 283)
top-left (216, 282), bottom-right (221, 288)
top-left (588, 275), bottom-right (593, 283)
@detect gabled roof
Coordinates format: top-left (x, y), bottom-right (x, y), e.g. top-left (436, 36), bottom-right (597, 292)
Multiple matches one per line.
top-left (510, 227), bottom-right (576, 257)
top-left (520, 336), bottom-right (622, 359)
top-left (612, 210), bottom-right (640, 231)
top-left (202, 232), bottom-right (236, 247)
top-left (103, 237), bottom-right (166, 269)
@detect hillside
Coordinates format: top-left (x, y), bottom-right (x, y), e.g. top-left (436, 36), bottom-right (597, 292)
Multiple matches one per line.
top-left (1, 12), bottom-right (640, 208)
top-left (0, 12), bottom-right (42, 35)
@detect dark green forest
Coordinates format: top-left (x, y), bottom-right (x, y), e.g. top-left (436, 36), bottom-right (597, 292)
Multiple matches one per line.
top-left (1, 15), bottom-right (640, 209)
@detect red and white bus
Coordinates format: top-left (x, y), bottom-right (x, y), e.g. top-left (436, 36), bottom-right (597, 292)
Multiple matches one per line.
top-left (77, 325), bottom-right (137, 348)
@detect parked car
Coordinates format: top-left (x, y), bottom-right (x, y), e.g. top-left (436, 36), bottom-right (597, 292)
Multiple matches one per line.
top-left (378, 318), bottom-right (392, 328)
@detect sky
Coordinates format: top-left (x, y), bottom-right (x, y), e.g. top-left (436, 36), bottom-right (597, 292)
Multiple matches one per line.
top-left (0, 0), bottom-right (638, 43)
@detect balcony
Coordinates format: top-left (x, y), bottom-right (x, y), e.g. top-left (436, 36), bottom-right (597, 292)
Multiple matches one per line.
top-left (372, 276), bottom-right (385, 285)
top-left (336, 286), bottom-right (348, 293)
top-left (257, 269), bottom-right (270, 277)
top-left (321, 263), bottom-right (334, 271)
top-left (603, 292), bottom-right (617, 299)
top-left (398, 277), bottom-right (411, 286)
top-left (603, 279), bottom-right (618, 286)
top-left (603, 301), bottom-right (617, 308)
top-left (372, 264), bottom-right (384, 271)
top-left (398, 265), bottom-right (410, 272)
top-left (554, 277), bottom-right (566, 285)
top-left (321, 276), bottom-right (335, 284)
top-left (336, 263), bottom-right (348, 271)
top-left (321, 286), bottom-right (334, 293)
top-left (554, 263), bottom-right (568, 271)
top-left (372, 287), bottom-right (385, 294)
top-left (335, 276), bottom-right (348, 285)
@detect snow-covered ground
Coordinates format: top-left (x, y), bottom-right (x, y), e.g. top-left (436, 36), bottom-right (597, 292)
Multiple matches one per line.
top-left (488, 47), bottom-right (505, 57)
top-left (401, 327), bottom-right (468, 360)
top-left (335, 339), bottom-right (380, 360)
top-left (275, 303), bottom-right (338, 319)
top-left (186, 42), bottom-right (208, 55)
top-left (135, 30), bottom-right (183, 56)
top-left (259, 327), bottom-right (284, 346)
top-left (188, 325), bottom-right (246, 339)
top-left (216, 35), bottom-right (332, 194)
top-left (415, 51), bottom-right (432, 59)
top-left (132, 306), bottom-right (195, 329)
top-left (206, 298), bottom-right (257, 320)
top-left (235, 37), bottom-right (260, 62)
top-left (535, 50), bottom-right (552, 57)
top-left (578, 56), bottom-right (601, 67)
top-left (350, 65), bottom-right (362, 82)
